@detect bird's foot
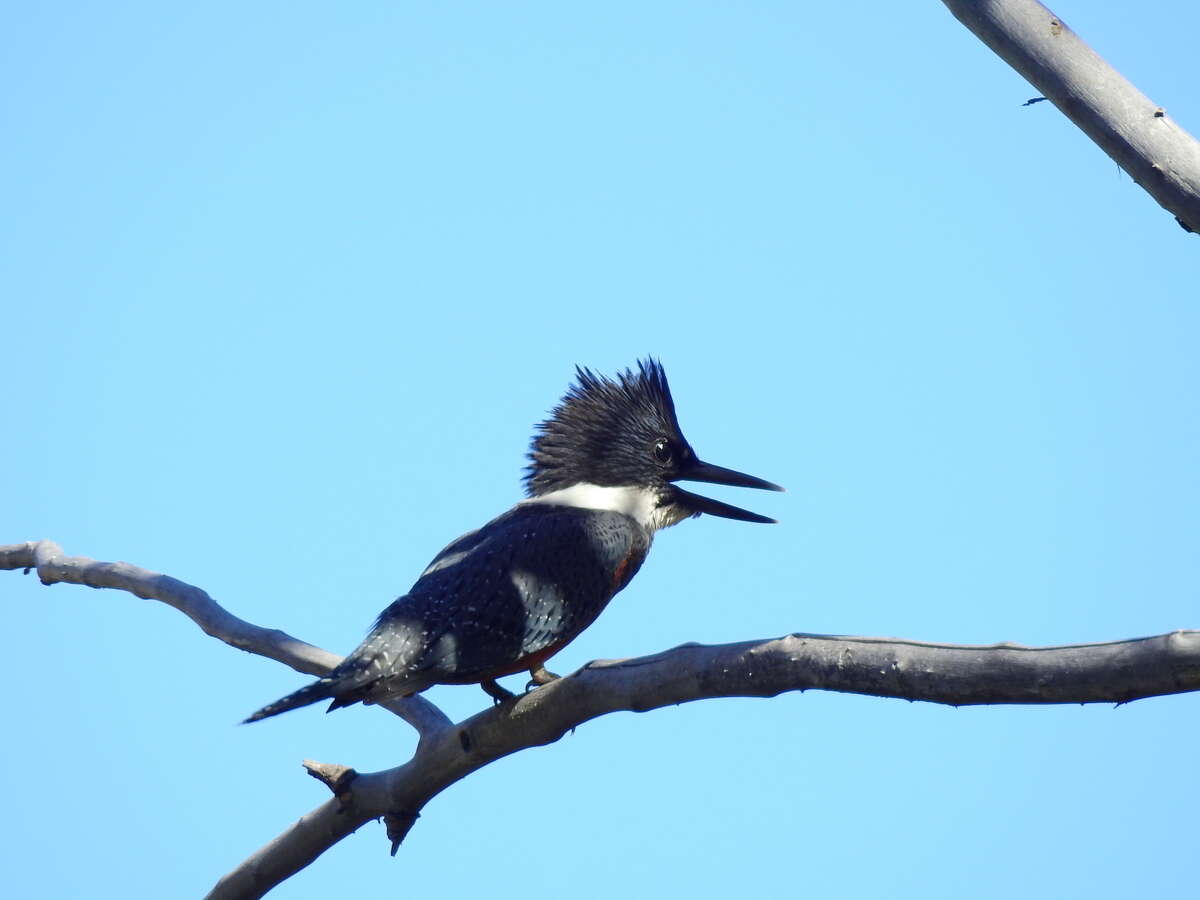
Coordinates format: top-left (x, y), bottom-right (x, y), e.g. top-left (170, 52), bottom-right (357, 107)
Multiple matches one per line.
top-left (524, 666), bottom-right (561, 692)
top-left (480, 679), bottom-right (515, 705)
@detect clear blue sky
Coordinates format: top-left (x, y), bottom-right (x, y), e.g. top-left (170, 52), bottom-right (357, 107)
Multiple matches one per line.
top-left (5, 2), bottom-right (1199, 897)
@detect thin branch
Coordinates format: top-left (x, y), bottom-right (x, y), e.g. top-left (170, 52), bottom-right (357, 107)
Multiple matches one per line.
top-left (942, 0), bottom-right (1200, 233)
top-left (0, 541), bottom-right (451, 738)
top-left (207, 630), bottom-right (1200, 899)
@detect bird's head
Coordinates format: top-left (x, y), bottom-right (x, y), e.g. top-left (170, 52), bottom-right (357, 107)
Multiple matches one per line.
top-left (524, 359), bottom-right (782, 530)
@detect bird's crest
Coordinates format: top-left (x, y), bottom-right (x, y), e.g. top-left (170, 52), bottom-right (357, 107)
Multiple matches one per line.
top-left (524, 358), bottom-right (686, 497)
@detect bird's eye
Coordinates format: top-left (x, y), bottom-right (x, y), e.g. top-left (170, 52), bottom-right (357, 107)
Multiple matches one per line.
top-left (652, 438), bottom-right (673, 464)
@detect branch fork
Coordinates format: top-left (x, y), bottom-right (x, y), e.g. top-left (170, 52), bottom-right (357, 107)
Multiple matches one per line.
top-left (6, 539), bottom-right (1199, 900)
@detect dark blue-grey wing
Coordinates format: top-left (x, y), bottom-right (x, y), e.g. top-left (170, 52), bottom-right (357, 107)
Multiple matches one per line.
top-left (325, 522), bottom-right (494, 688)
top-left (407, 505), bottom-right (649, 681)
top-left (334, 505), bottom-right (649, 695)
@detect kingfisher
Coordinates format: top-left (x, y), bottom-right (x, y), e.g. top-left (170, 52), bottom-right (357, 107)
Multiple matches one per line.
top-left (244, 359), bottom-right (781, 722)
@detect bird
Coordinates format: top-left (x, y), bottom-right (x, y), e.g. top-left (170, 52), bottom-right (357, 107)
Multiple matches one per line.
top-left (243, 359), bottom-right (781, 722)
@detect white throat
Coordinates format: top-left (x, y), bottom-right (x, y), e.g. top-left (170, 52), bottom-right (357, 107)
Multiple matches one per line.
top-left (523, 482), bottom-right (677, 532)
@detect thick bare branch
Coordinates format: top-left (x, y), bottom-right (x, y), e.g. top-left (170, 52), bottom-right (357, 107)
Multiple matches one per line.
top-left (942, 0), bottom-right (1200, 233)
top-left (207, 630), bottom-right (1200, 898)
top-left (10, 540), bottom-right (1198, 897)
top-left (0, 541), bottom-right (451, 738)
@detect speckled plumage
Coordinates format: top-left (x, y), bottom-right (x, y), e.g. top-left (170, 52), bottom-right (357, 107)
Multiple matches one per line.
top-left (336, 505), bottom-right (649, 703)
top-left (244, 504), bottom-right (650, 720)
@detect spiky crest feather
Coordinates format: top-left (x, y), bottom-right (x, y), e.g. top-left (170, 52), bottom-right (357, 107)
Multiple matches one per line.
top-left (523, 358), bottom-right (688, 497)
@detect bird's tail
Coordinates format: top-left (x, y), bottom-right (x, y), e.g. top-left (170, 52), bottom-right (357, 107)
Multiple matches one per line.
top-left (242, 677), bottom-right (341, 724)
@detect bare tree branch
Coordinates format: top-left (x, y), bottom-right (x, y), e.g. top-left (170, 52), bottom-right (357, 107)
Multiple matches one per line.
top-left (8, 540), bottom-right (1199, 898)
top-left (942, 0), bottom-right (1200, 233)
top-left (0, 541), bottom-right (451, 739)
top-left (207, 631), bottom-right (1200, 899)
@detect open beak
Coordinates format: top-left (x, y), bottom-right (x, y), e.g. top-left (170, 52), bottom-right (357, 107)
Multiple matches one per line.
top-left (671, 459), bottom-right (784, 524)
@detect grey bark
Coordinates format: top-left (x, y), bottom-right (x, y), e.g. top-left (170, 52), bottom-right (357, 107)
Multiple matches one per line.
top-left (942, 0), bottom-right (1200, 233)
top-left (5, 539), bottom-right (1199, 897)
top-left (0, 541), bottom-right (449, 737)
top-left (208, 632), bottom-right (1200, 898)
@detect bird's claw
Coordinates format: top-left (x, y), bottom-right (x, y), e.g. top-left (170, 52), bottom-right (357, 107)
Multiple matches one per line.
top-left (480, 679), bottom-right (515, 704)
top-left (525, 666), bottom-right (562, 692)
